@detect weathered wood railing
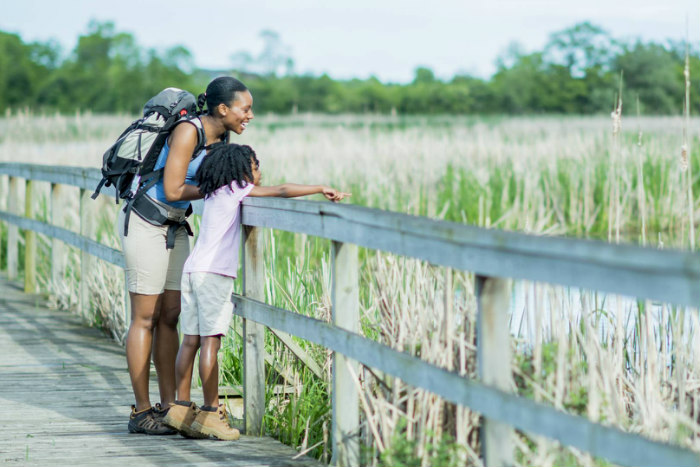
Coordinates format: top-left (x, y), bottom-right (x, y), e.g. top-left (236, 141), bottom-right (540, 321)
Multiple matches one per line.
top-left (1, 162), bottom-right (699, 467)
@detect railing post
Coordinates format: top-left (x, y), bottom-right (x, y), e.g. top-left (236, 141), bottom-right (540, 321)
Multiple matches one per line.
top-left (243, 225), bottom-right (265, 436)
top-left (24, 179), bottom-right (37, 293)
top-left (79, 189), bottom-right (93, 318)
top-left (476, 275), bottom-right (514, 467)
top-left (50, 183), bottom-right (65, 286)
top-left (7, 177), bottom-right (19, 280)
top-left (331, 241), bottom-right (360, 467)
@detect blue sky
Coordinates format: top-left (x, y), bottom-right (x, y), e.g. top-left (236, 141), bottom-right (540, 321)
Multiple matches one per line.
top-left (2, 0), bottom-right (698, 83)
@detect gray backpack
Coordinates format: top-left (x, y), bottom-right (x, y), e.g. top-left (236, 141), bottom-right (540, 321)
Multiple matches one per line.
top-left (91, 88), bottom-right (209, 248)
top-left (92, 87), bottom-right (205, 203)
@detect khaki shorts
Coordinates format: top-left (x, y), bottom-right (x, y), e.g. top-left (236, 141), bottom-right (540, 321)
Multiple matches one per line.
top-left (180, 272), bottom-right (235, 336)
top-left (117, 208), bottom-right (190, 295)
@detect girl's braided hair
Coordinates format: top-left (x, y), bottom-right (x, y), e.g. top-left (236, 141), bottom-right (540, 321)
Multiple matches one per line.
top-left (195, 143), bottom-right (259, 198)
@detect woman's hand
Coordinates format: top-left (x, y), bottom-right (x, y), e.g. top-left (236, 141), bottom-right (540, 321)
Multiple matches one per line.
top-left (322, 187), bottom-right (351, 202)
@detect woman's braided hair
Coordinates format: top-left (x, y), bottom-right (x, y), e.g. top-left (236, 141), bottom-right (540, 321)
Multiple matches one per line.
top-left (195, 143), bottom-right (259, 198)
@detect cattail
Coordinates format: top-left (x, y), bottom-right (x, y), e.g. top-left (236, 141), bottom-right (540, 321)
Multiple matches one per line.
top-left (610, 107), bottom-right (622, 136)
top-left (680, 144), bottom-right (689, 171)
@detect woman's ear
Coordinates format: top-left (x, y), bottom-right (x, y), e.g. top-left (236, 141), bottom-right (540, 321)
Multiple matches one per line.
top-left (215, 102), bottom-right (228, 117)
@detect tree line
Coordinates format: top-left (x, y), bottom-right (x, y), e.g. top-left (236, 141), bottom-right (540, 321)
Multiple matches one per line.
top-left (1, 20), bottom-right (698, 115)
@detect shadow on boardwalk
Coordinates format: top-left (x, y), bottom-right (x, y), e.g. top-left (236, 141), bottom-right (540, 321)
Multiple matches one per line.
top-left (0, 278), bottom-right (319, 467)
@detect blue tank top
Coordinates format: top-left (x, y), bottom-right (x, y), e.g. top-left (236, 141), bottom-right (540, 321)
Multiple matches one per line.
top-left (145, 141), bottom-right (206, 209)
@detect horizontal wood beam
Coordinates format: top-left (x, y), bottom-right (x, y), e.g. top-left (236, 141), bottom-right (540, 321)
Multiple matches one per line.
top-left (0, 210), bottom-right (124, 267)
top-left (1, 163), bottom-right (698, 307)
top-left (0, 163), bottom-right (116, 198)
top-left (240, 196), bottom-right (700, 307)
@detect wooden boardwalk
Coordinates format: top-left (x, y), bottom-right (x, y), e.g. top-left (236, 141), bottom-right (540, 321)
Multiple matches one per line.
top-left (0, 278), bottom-right (320, 467)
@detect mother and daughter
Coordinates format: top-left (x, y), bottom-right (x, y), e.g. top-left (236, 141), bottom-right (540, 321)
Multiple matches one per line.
top-left (119, 76), bottom-right (349, 439)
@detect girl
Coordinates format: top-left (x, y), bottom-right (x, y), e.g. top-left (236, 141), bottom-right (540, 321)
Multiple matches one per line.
top-left (121, 76), bottom-right (254, 435)
top-left (163, 143), bottom-right (349, 440)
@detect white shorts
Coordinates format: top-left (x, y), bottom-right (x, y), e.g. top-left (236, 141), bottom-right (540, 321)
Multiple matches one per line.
top-left (180, 272), bottom-right (235, 336)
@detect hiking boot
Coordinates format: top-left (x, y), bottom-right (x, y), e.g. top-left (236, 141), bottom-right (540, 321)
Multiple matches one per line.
top-left (128, 405), bottom-right (177, 435)
top-left (152, 403), bottom-right (169, 421)
top-left (191, 404), bottom-right (240, 441)
top-left (163, 401), bottom-right (207, 439)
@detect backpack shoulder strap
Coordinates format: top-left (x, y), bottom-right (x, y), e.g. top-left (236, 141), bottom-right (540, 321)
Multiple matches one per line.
top-left (174, 117), bottom-right (206, 159)
top-left (202, 124), bottom-right (229, 152)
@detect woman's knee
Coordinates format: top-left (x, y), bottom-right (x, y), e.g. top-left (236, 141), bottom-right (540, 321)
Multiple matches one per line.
top-left (129, 294), bottom-right (161, 331)
top-left (158, 304), bottom-right (180, 329)
top-left (158, 290), bottom-right (181, 329)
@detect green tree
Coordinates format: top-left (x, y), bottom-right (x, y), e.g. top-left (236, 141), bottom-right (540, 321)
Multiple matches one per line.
top-left (450, 75), bottom-right (495, 113)
top-left (0, 31), bottom-right (50, 110)
top-left (1, 19), bottom-right (697, 116)
top-left (36, 21), bottom-right (196, 113)
top-left (413, 66), bottom-right (436, 84)
top-left (613, 41), bottom-right (683, 114)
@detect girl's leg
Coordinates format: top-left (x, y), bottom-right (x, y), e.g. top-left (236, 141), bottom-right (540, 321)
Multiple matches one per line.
top-left (153, 288), bottom-right (181, 406)
top-left (175, 334), bottom-right (200, 401)
top-left (125, 292), bottom-right (162, 412)
top-left (199, 335), bottom-right (222, 407)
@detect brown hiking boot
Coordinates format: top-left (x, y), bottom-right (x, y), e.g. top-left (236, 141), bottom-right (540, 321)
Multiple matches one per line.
top-left (191, 404), bottom-right (240, 441)
top-left (128, 405), bottom-right (176, 435)
top-left (163, 401), bottom-right (207, 439)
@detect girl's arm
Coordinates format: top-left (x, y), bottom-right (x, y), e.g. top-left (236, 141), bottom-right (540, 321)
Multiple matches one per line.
top-left (162, 123), bottom-right (203, 202)
top-left (249, 184), bottom-right (350, 202)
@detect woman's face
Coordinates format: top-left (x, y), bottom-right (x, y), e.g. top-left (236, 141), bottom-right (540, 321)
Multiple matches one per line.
top-left (220, 90), bottom-right (254, 134)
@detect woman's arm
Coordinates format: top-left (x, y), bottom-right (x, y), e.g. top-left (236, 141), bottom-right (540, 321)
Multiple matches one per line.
top-left (249, 184), bottom-right (349, 202)
top-left (162, 123), bottom-right (203, 202)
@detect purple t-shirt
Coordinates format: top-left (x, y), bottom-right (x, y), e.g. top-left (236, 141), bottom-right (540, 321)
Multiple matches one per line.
top-left (183, 182), bottom-right (255, 278)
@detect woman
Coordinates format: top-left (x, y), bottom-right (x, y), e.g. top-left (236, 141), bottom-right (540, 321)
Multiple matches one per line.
top-left (118, 76), bottom-right (254, 434)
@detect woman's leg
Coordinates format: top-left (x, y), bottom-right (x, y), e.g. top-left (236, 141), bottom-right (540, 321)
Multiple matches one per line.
top-left (199, 335), bottom-right (222, 407)
top-left (153, 288), bottom-right (181, 406)
top-left (125, 292), bottom-right (162, 412)
top-left (175, 334), bottom-right (200, 401)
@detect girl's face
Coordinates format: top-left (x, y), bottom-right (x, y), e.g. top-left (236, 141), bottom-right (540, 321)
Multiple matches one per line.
top-left (251, 159), bottom-right (261, 185)
top-left (219, 90), bottom-right (254, 134)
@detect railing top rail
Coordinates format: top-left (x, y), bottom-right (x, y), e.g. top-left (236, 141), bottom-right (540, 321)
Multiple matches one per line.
top-left (0, 162), bottom-right (102, 189)
top-left (2, 162), bottom-right (699, 306)
top-left (240, 196), bottom-right (700, 307)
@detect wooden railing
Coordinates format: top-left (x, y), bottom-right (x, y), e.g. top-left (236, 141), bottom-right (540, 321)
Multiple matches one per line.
top-left (0, 162), bottom-right (699, 467)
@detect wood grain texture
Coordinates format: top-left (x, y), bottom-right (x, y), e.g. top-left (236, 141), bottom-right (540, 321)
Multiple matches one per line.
top-left (330, 241), bottom-right (360, 467)
top-left (3, 163), bottom-right (700, 306)
top-left (0, 278), bottom-right (320, 467)
top-left (242, 226), bottom-right (266, 437)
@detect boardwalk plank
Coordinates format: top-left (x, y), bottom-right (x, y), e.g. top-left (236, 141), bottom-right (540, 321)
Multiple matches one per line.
top-left (0, 278), bottom-right (321, 467)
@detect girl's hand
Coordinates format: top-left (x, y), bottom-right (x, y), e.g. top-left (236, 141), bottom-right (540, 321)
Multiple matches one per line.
top-left (322, 187), bottom-right (351, 202)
